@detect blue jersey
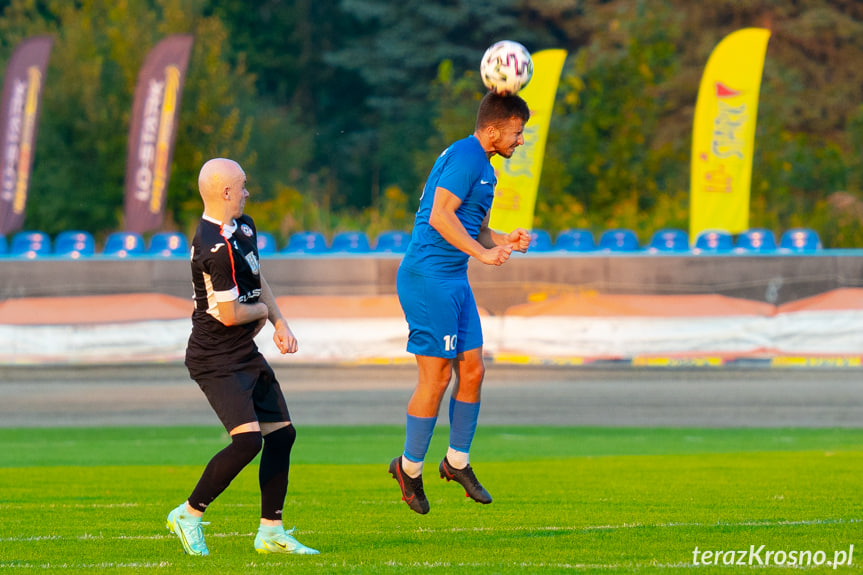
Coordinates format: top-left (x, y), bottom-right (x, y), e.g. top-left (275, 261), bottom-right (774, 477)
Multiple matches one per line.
top-left (401, 135), bottom-right (495, 278)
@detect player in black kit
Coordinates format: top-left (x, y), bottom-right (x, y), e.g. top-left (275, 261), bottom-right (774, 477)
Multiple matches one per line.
top-left (165, 158), bottom-right (318, 556)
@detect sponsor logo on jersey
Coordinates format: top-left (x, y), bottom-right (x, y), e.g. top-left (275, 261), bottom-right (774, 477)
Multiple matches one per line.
top-left (245, 251), bottom-right (260, 276)
top-left (238, 288), bottom-right (262, 303)
top-left (241, 223), bottom-right (253, 237)
top-left (210, 242), bottom-right (225, 253)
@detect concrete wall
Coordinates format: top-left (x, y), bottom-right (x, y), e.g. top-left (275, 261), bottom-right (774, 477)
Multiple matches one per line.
top-left (2, 252), bottom-right (862, 314)
top-left (0, 255), bottom-right (401, 300)
top-left (469, 251), bottom-right (863, 312)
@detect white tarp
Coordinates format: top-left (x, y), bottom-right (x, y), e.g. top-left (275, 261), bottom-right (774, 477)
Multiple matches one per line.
top-left (496, 311), bottom-right (863, 358)
top-left (1, 311), bottom-right (861, 365)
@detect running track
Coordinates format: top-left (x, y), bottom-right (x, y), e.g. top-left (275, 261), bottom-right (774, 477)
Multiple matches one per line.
top-left (0, 364), bottom-right (860, 428)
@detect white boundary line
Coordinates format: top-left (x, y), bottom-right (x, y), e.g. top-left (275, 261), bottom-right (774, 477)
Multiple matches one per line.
top-left (2, 516), bottom-right (859, 544)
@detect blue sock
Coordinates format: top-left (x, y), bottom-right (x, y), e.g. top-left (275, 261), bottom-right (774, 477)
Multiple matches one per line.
top-left (403, 414), bottom-right (437, 463)
top-left (449, 398), bottom-right (481, 453)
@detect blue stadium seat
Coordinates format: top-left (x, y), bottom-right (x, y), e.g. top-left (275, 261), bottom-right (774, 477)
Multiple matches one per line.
top-left (10, 230), bottom-right (51, 258)
top-left (735, 228), bottom-right (777, 252)
top-left (282, 231), bottom-right (328, 254)
top-left (647, 228), bottom-right (689, 252)
top-left (103, 231), bottom-right (146, 258)
top-left (257, 231), bottom-right (278, 255)
top-left (54, 230), bottom-right (95, 259)
top-left (554, 229), bottom-right (596, 252)
top-left (374, 230), bottom-right (411, 253)
top-left (528, 229), bottom-right (553, 252)
top-left (148, 231), bottom-right (188, 257)
top-left (779, 228), bottom-right (822, 252)
top-left (330, 231), bottom-right (371, 253)
top-left (599, 228), bottom-right (639, 252)
top-left (0, 235), bottom-right (6, 256)
top-left (693, 229), bottom-right (733, 253)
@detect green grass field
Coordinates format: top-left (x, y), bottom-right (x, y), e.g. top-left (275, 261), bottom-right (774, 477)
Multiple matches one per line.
top-left (2, 426), bottom-right (862, 573)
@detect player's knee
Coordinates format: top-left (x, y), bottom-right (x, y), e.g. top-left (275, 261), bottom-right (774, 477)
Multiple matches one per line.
top-left (231, 430), bottom-right (264, 463)
top-left (460, 360), bottom-right (485, 387)
top-left (419, 365), bottom-right (453, 393)
top-left (264, 424), bottom-right (296, 456)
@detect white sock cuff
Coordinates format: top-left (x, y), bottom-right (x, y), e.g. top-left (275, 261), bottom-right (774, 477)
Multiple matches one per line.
top-left (446, 447), bottom-right (469, 469)
top-left (402, 457), bottom-right (424, 478)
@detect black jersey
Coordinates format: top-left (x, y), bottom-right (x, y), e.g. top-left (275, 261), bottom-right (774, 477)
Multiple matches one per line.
top-left (185, 214), bottom-right (263, 364)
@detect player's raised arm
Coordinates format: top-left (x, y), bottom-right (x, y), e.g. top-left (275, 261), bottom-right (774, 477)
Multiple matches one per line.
top-left (429, 186), bottom-right (513, 266)
top-left (476, 212), bottom-right (531, 253)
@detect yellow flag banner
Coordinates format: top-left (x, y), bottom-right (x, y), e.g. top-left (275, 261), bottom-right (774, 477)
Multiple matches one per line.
top-left (690, 28), bottom-right (770, 240)
top-left (489, 49), bottom-right (567, 232)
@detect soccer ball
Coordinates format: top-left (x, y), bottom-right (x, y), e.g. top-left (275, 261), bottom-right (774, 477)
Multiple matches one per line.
top-left (480, 40), bottom-right (533, 95)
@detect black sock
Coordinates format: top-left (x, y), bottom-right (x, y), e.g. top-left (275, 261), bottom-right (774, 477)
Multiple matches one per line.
top-left (259, 425), bottom-right (296, 521)
top-left (188, 431), bottom-right (262, 513)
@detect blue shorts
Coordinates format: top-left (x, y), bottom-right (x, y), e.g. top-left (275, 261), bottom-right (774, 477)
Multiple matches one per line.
top-left (396, 266), bottom-right (483, 358)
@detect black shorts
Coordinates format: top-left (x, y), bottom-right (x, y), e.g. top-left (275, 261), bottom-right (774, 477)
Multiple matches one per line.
top-left (186, 353), bottom-right (291, 432)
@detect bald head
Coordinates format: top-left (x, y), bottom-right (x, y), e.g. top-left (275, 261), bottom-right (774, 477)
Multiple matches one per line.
top-left (199, 158), bottom-right (243, 201)
top-left (198, 158), bottom-right (248, 221)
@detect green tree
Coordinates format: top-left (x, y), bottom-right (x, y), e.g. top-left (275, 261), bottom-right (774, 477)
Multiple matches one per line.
top-left (672, 0), bottom-right (863, 246)
top-left (325, 0), bottom-right (563, 206)
top-left (3, 0), bottom-right (863, 248)
top-left (539, 0), bottom-right (686, 239)
top-left (0, 0), bottom-right (310, 241)
top-left (203, 0), bottom-right (362, 215)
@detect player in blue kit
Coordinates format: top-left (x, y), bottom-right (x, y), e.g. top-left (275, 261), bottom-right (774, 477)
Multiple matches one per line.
top-left (165, 158), bottom-right (318, 556)
top-left (389, 92), bottom-right (531, 514)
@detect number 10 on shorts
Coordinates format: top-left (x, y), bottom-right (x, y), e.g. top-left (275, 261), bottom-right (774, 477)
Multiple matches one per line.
top-left (443, 334), bottom-right (458, 352)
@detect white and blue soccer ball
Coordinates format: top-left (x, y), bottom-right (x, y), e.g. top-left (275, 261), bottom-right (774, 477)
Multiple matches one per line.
top-left (480, 40), bottom-right (533, 95)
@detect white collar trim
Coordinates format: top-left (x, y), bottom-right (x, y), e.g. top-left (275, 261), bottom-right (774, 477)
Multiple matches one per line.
top-left (203, 215), bottom-right (237, 237)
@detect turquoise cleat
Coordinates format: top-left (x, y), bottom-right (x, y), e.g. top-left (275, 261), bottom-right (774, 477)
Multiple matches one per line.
top-left (254, 525), bottom-right (319, 555)
top-left (166, 503), bottom-right (209, 556)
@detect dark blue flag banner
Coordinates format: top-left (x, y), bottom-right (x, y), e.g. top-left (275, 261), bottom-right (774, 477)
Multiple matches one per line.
top-left (0, 35), bottom-right (53, 236)
top-left (123, 35), bottom-right (193, 234)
